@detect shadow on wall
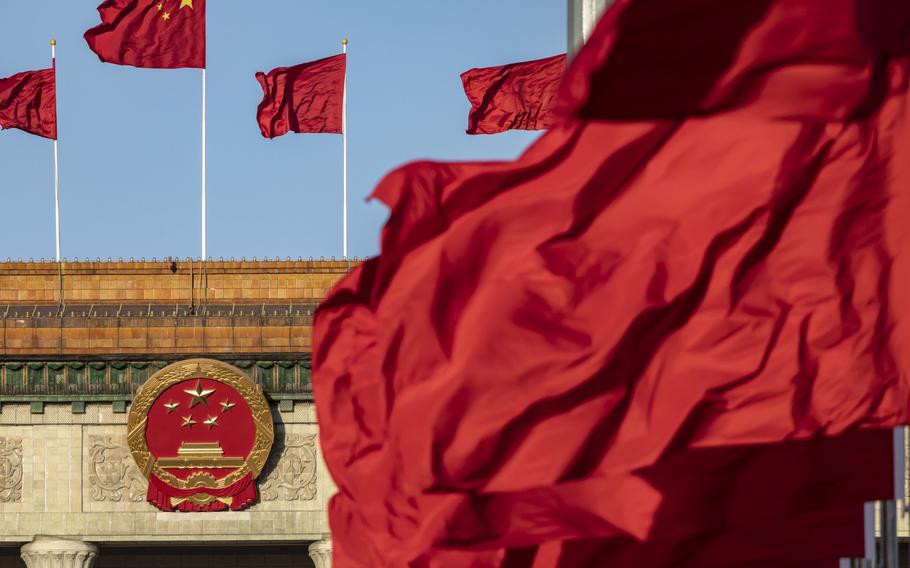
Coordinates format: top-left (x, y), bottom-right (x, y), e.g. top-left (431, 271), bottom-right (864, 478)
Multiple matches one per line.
top-left (1, 544), bottom-right (316, 568)
top-left (0, 547), bottom-right (17, 568)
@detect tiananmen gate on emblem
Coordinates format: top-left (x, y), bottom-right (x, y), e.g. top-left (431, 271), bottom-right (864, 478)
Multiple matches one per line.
top-left (127, 359), bottom-right (274, 512)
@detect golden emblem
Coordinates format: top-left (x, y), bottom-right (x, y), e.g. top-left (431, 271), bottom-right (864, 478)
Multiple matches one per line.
top-left (127, 359), bottom-right (274, 499)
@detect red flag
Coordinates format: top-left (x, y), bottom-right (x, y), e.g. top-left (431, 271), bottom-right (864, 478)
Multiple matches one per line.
top-left (255, 54), bottom-right (345, 138)
top-left (551, 430), bottom-right (892, 568)
top-left (0, 68), bottom-right (57, 140)
top-left (315, 155), bottom-right (896, 566)
top-left (84, 0), bottom-right (205, 69)
top-left (314, 0), bottom-right (910, 565)
top-left (460, 54), bottom-right (565, 135)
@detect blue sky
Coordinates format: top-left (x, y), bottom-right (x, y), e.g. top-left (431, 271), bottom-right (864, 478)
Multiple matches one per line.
top-left (0, 1), bottom-right (565, 261)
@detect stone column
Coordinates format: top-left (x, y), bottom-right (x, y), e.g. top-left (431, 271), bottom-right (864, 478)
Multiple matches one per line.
top-left (308, 537), bottom-right (332, 568)
top-left (20, 536), bottom-right (98, 568)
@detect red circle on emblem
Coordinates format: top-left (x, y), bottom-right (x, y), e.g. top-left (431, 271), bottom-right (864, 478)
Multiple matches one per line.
top-left (146, 377), bottom-right (256, 481)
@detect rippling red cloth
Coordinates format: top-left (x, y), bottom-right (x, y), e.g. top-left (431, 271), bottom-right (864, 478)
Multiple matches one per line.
top-left (84, 0), bottom-right (205, 69)
top-left (0, 68), bottom-right (56, 140)
top-left (314, 0), bottom-right (910, 565)
top-left (461, 54), bottom-right (565, 135)
top-left (255, 54), bottom-right (345, 138)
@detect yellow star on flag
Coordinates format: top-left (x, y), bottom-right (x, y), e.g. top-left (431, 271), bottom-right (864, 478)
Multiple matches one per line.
top-left (180, 0), bottom-right (193, 8)
top-left (184, 380), bottom-right (215, 408)
top-left (162, 11), bottom-right (170, 20)
top-left (156, 2), bottom-right (163, 11)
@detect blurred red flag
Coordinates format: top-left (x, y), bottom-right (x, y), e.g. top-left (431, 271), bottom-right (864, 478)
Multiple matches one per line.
top-left (0, 68), bottom-right (56, 140)
top-left (84, 0), bottom-right (205, 69)
top-left (548, 430), bottom-right (892, 568)
top-left (255, 54), bottom-right (345, 138)
top-left (314, 0), bottom-right (910, 565)
top-left (461, 54), bottom-right (565, 135)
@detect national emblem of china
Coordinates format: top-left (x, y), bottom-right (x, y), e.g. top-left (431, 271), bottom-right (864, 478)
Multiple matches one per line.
top-left (127, 359), bottom-right (274, 512)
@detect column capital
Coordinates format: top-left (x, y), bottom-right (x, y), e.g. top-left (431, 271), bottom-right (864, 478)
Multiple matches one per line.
top-left (20, 536), bottom-right (98, 568)
top-left (308, 536), bottom-right (333, 568)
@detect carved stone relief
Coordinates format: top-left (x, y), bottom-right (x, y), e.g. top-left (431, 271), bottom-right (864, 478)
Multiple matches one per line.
top-left (87, 435), bottom-right (145, 502)
top-left (0, 437), bottom-right (22, 502)
top-left (260, 433), bottom-right (318, 501)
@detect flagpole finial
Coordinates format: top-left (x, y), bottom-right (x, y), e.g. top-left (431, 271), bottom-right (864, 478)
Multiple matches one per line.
top-left (50, 39), bottom-right (57, 46)
top-left (342, 38), bottom-right (348, 46)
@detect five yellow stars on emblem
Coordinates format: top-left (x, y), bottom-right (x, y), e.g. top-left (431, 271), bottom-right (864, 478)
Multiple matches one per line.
top-left (175, 381), bottom-right (234, 430)
top-left (184, 380), bottom-right (215, 408)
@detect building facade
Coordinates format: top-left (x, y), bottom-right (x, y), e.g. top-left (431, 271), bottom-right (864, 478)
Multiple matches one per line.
top-left (0, 259), bottom-right (352, 567)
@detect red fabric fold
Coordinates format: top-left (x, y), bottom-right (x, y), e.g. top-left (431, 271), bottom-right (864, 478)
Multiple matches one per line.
top-left (84, 0), bottom-right (205, 69)
top-left (314, 0), bottom-right (910, 565)
top-left (527, 429), bottom-right (892, 568)
top-left (255, 54), bottom-right (345, 138)
top-left (461, 54), bottom-right (565, 135)
top-left (0, 68), bottom-right (56, 140)
top-left (556, 0), bottom-right (910, 122)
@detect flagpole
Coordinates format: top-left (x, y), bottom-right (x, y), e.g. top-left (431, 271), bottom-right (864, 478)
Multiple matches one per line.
top-left (342, 38), bottom-right (348, 260)
top-left (201, 67), bottom-right (207, 262)
top-left (51, 39), bottom-right (60, 263)
top-left (884, 425), bottom-right (907, 568)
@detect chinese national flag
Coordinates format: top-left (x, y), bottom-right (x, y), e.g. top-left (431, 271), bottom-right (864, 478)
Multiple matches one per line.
top-left (461, 54), bottom-right (565, 135)
top-left (314, 0), bottom-right (910, 566)
top-left (84, 0), bottom-right (205, 69)
top-left (0, 68), bottom-right (56, 140)
top-left (255, 54), bottom-right (345, 138)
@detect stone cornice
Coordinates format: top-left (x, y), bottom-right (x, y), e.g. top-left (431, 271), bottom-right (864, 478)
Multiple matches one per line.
top-left (0, 356), bottom-right (312, 397)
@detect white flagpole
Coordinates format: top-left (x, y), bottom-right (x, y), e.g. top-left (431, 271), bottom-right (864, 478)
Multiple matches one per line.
top-left (51, 39), bottom-right (60, 263)
top-left (342, 38), bottom-right (348, 259)
top-left (201, 67), bottom-right (207, 261)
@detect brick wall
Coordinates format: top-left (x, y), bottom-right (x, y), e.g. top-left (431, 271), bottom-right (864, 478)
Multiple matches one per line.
top-left (0, 259), bottom-right (354, 304)
top-left (0, 260), bottom-right (355, 357)
top-left (0, 316), bottom-right (314, 356)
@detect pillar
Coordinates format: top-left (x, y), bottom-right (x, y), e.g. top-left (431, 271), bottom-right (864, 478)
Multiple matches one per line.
top-left (20, 536), bottom-right (97, 568)
top-left (308, 536), bottom-right (332, 568)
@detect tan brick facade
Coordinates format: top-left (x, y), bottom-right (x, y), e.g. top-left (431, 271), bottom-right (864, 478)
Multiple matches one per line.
top-left (0, 260), bottom-right (353, 356)
top-left (0, 259), bottom-right (352, 304)
top-left (0, 261), bottom-right (348, 565)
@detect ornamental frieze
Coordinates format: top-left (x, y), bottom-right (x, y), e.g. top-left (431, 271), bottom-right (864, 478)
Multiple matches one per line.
top-left (0, 437), bottom-right (22, 502)
top-left (260, 433), bottom-right (318, 501)
top-left (87, 435), bottom-right (146, 502)
top-left (127, 359), bottom-right (274, 512)
top-left (0, 358), bottom-right (311, 397)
